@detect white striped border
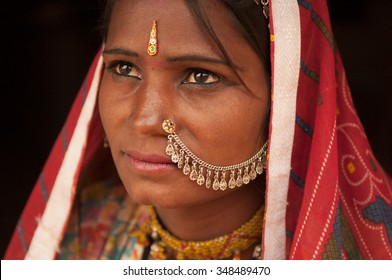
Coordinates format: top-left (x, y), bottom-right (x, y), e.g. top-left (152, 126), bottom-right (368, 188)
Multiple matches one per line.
top-left (262, 0), bottom-right (301, 259)
top-left (25, 55), bottom-right (103, 259)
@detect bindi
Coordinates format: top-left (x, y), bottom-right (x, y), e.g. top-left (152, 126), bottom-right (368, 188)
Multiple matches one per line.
top-left (147, 20), bottom-right (158, 56)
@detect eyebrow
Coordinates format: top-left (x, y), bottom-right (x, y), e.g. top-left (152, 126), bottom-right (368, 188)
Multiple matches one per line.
top-left (167, 55), bottom-right (244, 72)
top-left (103, 48), bottom-right (139, 57)
top-left (167, 54), bottom-right (226, 64)
top-left (103, 48), bottom-right (244, 72)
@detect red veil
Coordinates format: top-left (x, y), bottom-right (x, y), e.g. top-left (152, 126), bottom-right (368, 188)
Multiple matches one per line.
top-left (5, 0), bottom-right (392, 259)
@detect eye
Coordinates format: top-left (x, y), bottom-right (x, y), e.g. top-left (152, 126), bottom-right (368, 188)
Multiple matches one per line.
top-left (184, 69), bottom-right (219, 85)
top-left (108, 61), bottom-right (141, 79)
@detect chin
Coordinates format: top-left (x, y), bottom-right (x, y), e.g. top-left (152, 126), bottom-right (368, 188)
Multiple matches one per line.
top-left (121, 176), bottom-right (226, 209)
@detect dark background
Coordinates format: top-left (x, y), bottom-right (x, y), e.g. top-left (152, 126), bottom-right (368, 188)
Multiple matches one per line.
top-left (1, 0), bottom-right (391, 258)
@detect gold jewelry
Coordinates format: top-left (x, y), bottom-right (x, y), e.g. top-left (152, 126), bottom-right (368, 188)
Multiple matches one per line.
top-left (103, 136), bottom-right (109, 148)
top-left (147, 205), bottom-right (264, 260)
top-left (162, 119), bottom-right (175, 133)
top-left (254, 0), bottom-right (269, 19)
top-left (162, 120), bottom-right (268, 191)
top-left (147, 20), bottom-right (158, 56)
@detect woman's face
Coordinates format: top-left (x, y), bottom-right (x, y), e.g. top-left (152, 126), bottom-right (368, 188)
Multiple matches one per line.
top-left (99, 0), bottom-right (269, 208)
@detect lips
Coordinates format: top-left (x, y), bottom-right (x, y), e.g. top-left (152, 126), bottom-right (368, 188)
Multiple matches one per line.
top-left (123, 151), bottom-right (176, 173)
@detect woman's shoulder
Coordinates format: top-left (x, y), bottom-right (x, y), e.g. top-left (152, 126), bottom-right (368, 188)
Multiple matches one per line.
top-left (59, 180), bottom-right (149, 259)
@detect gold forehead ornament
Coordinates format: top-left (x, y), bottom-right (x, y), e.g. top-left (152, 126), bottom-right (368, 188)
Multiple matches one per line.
top-left (162, 120), bottom-right (268, 191)
top-left (147, 20), bottom-right (158, 56)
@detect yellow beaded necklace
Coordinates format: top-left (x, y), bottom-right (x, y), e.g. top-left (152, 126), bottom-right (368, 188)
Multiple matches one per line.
top-left (146, 206), bottom-right (264, 260)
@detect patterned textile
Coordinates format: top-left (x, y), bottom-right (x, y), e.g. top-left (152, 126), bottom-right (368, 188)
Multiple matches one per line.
top-left (58, 180), bottom-right (148, 260)
top-left (5, 0), bottom-right (392, 259)
top-left (282, 0), bottom-right (392, 259)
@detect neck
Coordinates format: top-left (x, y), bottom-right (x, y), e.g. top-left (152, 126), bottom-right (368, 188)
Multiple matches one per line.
top-left (154, 179), bottom-right (264, 242)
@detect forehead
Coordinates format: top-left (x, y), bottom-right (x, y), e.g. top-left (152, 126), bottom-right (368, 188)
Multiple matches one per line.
top-left (106, 0), bottom-right (257, 65)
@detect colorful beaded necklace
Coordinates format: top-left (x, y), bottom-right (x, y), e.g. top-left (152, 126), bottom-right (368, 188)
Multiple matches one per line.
top-left (145, 206), bottom-right (264, 260)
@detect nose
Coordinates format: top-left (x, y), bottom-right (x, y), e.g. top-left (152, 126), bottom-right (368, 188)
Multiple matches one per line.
top-left (129, 80), bottom-right (174, 136)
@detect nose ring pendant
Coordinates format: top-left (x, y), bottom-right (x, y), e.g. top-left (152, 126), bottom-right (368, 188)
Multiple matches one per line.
top-left (162, 119), bottom-right (268, 191)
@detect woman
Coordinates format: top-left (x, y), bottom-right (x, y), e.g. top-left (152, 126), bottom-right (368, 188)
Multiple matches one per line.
top-left (5, 0), bottom-right (392, 260)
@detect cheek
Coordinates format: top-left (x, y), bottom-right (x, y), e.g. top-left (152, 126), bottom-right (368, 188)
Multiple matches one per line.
top-left (180, 93), bottom-right (267, 164)
top-left (98, 75), bottom-right (129, 137)
top-left (223, 102), bottom-right (266, 160)
top-left (218, 98), bottom-right (266, 144)
top-left (98, 80), bottom-right (114, 138)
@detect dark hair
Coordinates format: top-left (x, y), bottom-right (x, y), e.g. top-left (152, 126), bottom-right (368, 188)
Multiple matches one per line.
top-left (185, 0), bottom-right (271, 80)
top-left (101, 0), bottom-right (271, 89)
